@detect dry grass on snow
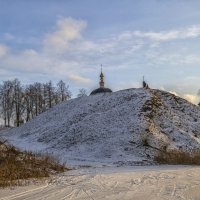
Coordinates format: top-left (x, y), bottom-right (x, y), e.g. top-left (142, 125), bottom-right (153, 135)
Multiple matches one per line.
top-left (0, 139), bottom-right (67, 188)
top-left (155, 149), bottom-right (200, 165)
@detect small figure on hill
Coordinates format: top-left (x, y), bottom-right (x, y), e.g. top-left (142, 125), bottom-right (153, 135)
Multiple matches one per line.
top-left (142, 76), bottom-right (149, 89)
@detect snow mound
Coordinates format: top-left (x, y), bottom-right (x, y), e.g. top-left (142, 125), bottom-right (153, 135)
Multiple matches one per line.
top-left (2, 88), bottom-right (200, 167)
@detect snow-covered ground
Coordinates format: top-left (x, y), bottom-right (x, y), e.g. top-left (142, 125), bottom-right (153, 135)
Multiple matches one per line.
top-left (1, 165), bottom-right (200, 200)
top-left (1, 88), bottom-right (200, 167)
top-left (1, 88), bottom-right (200, 199)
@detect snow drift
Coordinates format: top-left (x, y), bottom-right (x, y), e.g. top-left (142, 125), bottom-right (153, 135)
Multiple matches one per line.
top-left (2, 88), bottom-right (200, 166)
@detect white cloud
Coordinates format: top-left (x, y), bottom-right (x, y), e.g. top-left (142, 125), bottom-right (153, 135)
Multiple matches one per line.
top-left (68, 74), bottom-right (92, 84)
top-left (183, 94), bottom-right (199, 104)
top-left (161, 87), bottom-right (199, 105)
top-left (0, 44), bottom-right (8, 57)
top-left (43, 18), bottom-right (87, 52)
top-left (132, 25), bottom-right (200, 41)
top-left (4, 33), bottom-right (15, 40)
top-left (168, 91), bottom-right (179, 96)
top-left (133, 30), bottom-right (179, 41)
top-left (22, 49), bottom-right (38, 57)
top-left (169, 91), bottom-right (199, 105)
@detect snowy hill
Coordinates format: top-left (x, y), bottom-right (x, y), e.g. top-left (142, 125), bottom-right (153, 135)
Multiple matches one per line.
top-left (2, 88), bottom-right (200, 167)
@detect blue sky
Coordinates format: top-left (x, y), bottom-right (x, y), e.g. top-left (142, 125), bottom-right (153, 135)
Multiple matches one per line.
top-left (0, 0), bottom-right (200, 103)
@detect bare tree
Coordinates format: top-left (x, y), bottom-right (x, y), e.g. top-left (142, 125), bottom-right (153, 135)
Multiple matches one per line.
top-left (24, 86), bottom-right (32, 122)
top-left (33, 82), bottom-right (43, 115)
top-left (13, 79), bottom-right (24, 127)
top-left (77, 88), bottom-right (87, 98)
top-left (57, 80), bottom-right (71, 102)
top-left (0, 81), bottom-right (14, 127)
top-left (45, 81), bottom-right (55, 108)
top-left (24, 83), bottom-right (45, 121)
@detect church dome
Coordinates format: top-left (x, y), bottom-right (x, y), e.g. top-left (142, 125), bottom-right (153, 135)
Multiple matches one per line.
top-left (90, 68), bottom-right (112, 95)
top-left (90, 87), bottom-right (112, 95)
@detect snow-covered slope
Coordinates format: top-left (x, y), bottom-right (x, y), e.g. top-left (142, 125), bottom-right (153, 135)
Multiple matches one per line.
top-left (2, 88), bottom-right (200, 166)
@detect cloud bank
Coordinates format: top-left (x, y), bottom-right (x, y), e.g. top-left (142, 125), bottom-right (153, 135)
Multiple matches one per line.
top-left (0, 17), bottom-right (199, 103)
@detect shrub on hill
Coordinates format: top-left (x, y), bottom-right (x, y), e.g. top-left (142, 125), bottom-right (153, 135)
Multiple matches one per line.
top-left (0, 139), bottom-right (67, 187)
top-left (154, 149), bottom-right (200, 165)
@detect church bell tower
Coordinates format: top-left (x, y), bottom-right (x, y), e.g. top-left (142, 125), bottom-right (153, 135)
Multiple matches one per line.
top-left (90, 65), bottom-right (112, 95)
top-left (99, 66), bottom-right (104, 88)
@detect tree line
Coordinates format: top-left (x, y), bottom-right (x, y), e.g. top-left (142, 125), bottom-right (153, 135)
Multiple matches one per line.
top-left (0, 79), bottom-right (73, 127)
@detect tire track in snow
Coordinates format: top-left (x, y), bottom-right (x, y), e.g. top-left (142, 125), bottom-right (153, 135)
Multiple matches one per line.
top-left (1, 167), bottom-right (200, 200)
top-left (0, 183), bottom-right (49, 200)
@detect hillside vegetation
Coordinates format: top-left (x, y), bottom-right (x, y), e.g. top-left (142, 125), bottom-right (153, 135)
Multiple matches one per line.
top-left (0, 139), bottom-right (66, 187)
